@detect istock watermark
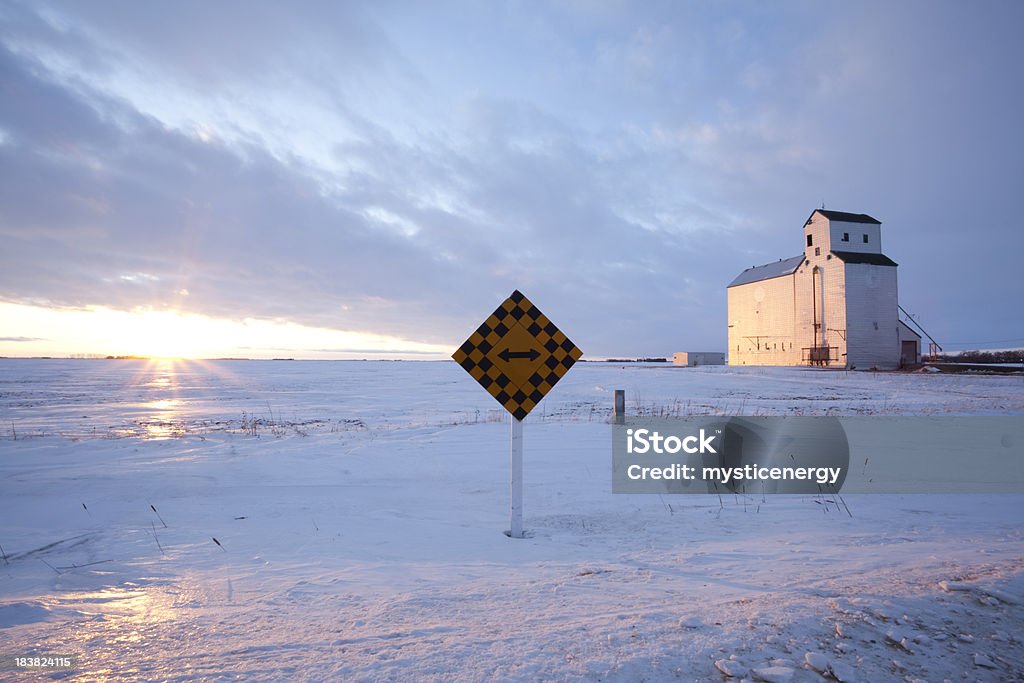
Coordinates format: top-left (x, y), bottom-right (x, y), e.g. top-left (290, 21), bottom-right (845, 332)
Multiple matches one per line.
top-left (626, 427), bottom-right (718, 454)
top-left (612, 416), bottom-right (1024, 494)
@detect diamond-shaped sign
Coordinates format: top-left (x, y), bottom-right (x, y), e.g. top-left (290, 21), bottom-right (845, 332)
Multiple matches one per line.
top-left (453, 290), bottom-right (583, 420)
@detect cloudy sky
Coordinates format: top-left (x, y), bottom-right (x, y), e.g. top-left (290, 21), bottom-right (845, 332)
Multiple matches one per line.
top-left (1, 1), bottom-right (1022, 359)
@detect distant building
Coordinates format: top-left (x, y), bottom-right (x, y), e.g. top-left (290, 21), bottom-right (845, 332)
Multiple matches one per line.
top-left (727, 209), bottom-right (910, 369)
top-left (673, 352), bottom-right (725, 367)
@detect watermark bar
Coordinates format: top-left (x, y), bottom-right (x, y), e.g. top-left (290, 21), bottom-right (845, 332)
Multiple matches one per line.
top-left (1, 654), bottom-right (78, 672)
top-left (612, 416), bottom-right (1024, 494)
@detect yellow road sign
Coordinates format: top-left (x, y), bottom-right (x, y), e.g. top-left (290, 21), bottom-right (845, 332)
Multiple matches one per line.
top-left (453, 290), bottom-right (583, 420)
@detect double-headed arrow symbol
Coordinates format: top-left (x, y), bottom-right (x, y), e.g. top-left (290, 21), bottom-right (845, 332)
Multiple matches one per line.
top-left (498, 348), bottom-right (540, 362)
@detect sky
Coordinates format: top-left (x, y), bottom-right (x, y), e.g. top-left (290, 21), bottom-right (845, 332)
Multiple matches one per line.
top-left (1, 0), bottom-right (1022, 360)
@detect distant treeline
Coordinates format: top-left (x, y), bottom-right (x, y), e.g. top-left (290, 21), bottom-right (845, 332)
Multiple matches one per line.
top-left (936, 349), bottom-right (1024, 364)
top-left (602, 357), bottom-right (669, 363)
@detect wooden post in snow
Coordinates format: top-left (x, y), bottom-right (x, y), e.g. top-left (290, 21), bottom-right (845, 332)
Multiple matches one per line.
top-left (614, 389), bottom-right (625, 424)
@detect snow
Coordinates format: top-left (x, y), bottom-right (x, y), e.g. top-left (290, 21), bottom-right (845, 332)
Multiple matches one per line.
top-left (750, 666), bottom-right (795, 683)
top-left (714, 657), bottom-right (747, 678)
top-left (803, 651), bottom-right (829, 673)
top-left (1, 359), bottom-right (1023, 681)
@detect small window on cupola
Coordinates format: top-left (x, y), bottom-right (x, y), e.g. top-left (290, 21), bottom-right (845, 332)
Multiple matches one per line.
top-left (842, 232), bottom-right (849, 242)
top-left (863, 234), bottom-right (869, 243)
top-left (806, 234), bottom-right (813, 247)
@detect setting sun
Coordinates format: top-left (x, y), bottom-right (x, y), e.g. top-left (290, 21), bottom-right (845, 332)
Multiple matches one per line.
top-left (0, 302), bottom-right (451, 360)
top-left (114, 309), bottom-right (212, 359)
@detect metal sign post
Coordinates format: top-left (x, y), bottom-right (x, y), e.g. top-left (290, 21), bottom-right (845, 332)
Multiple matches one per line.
top-left (452, 290), bottom-right (582, 538)
top-left (509, 416), bottom-right (524, 538)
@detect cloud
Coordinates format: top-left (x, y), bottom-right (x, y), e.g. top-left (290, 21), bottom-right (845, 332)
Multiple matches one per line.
top-left (0, 25), bottom-right (744, 356)
top-left (1, 1), bottom-right (1022, 356)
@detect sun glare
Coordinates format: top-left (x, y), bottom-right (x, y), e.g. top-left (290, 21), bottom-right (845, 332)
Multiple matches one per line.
top-left (120, 310), bottom-right (209, 359)
top-left (0, 302), bottom-right (452, 359)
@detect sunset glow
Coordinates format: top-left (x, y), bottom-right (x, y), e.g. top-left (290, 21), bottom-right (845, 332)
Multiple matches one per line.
top-left (0, 302), bottom-right (451, 360)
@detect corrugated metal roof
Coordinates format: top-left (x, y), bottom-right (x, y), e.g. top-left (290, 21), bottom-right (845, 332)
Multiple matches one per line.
top-left (831, 251), bottom-right (898, 266)
top-left (807, 209), bottom-right (881, 225)
top-left (727, 255), bottom-right (804, 288)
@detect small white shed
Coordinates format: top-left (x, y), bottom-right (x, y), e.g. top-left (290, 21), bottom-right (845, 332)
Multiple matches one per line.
top-left (898, 321), bottom-right (921, 366)
top-left (673, 352), bottom-right (726, 367)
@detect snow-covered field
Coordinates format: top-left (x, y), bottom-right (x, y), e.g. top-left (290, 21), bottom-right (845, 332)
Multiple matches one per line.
top-left (1, 359), bottom-right (1022, 681)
